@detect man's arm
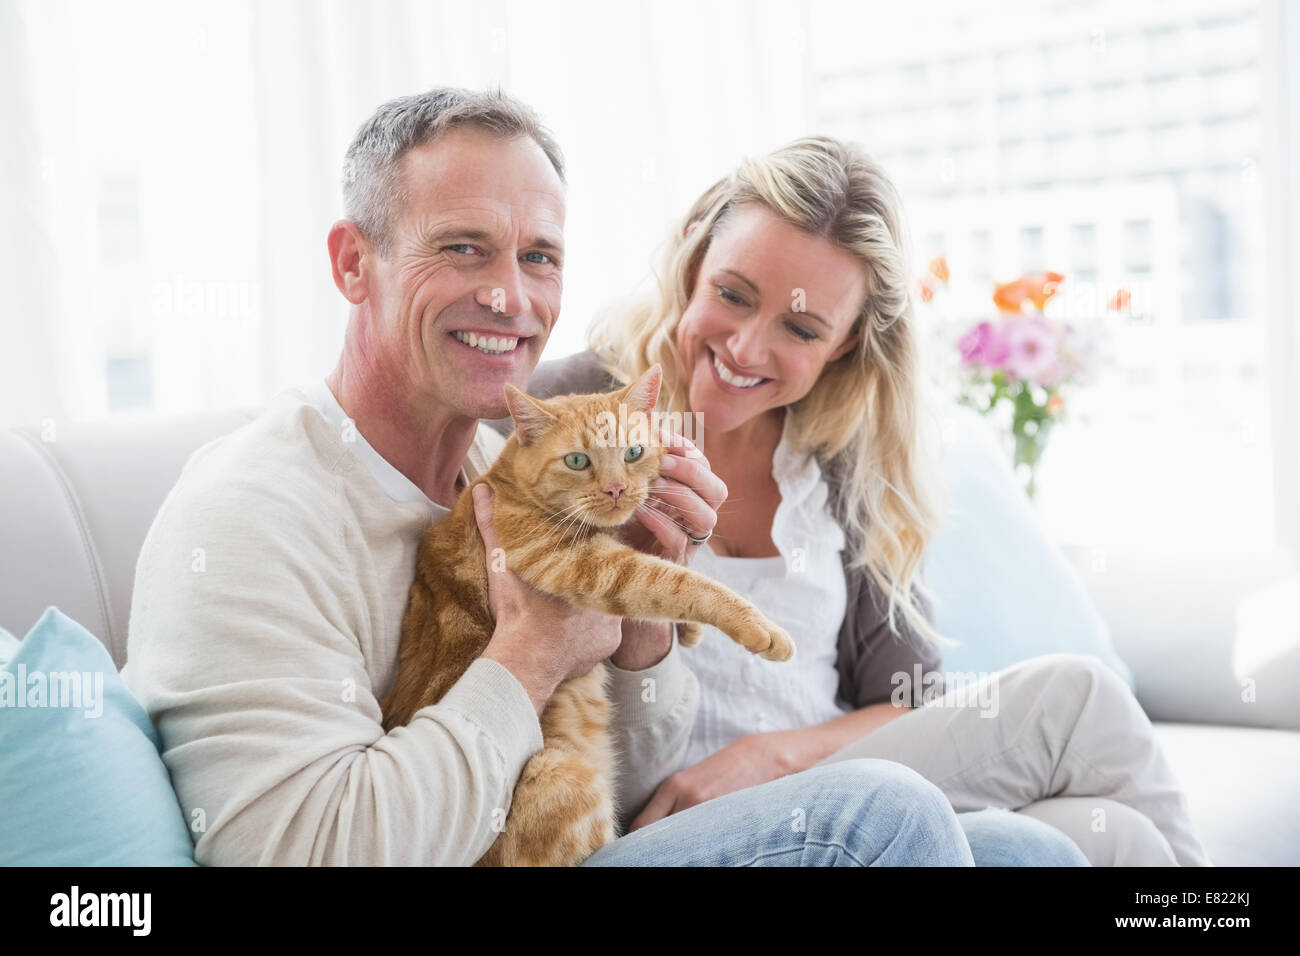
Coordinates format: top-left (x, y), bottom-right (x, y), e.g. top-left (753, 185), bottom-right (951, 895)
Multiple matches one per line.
top-left (604, 623), bottom-right (700, 832)
top-left (125, 478), bottom-right (542, 866)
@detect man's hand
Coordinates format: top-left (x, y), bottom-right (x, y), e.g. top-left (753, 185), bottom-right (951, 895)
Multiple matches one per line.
top-left (613, 426), bottom-right (727, 671)
top-left (475, 483), bottom-right (623, 715)
top-left (629, 732), bottom-right (797, 830)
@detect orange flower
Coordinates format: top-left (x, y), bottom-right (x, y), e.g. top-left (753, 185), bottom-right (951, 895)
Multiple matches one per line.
top-left (993, 271), bottom-right (1065, 313)
top-left (1108, 288), bottom-right (1131, 312)
top-left (928, 256), bottom-right (950, 283)
top-left (918, 277), bottom-right (934, 302)
top-left (1046, 394), bottom-right (1065, 414)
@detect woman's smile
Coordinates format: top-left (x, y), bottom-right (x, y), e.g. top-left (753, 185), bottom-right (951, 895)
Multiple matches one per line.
top-left (706, 346), bottom-right (771, 393)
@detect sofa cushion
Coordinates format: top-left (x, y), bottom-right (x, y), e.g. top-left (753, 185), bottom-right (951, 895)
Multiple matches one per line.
top-left (0, 607), bottom-right (197, 865)
top-left (924, 400), bottom-right (1134, 687)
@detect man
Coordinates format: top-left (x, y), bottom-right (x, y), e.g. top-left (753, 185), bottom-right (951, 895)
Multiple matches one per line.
top-left (123, 87), bottom-right (979, 866)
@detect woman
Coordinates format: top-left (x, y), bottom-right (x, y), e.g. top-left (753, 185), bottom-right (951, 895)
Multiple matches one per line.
top-left (529, 136), bottom-right (1209, 866)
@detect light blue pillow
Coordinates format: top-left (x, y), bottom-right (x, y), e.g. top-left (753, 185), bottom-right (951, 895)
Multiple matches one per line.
top-left (0, 607), bottom-right (197, 865)
top-left (924, 404), bottom-right (1134, 689)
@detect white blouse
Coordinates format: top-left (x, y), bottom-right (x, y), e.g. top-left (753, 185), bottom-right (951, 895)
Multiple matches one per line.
top-left (677, 411), bottom-right (851, 772)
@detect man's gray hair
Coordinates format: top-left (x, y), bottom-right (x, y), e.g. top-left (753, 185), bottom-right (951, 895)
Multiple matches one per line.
top-left (342, 86), bottom-right (565, 251)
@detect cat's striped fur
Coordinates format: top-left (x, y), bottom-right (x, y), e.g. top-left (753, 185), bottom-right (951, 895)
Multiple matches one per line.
top-left (380, 364), bottom-right (794, 866)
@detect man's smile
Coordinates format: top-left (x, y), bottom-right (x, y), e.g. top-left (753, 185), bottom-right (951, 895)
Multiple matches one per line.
top-left (450, 329), bottom-right (529, 355)
top-left (444, 327), bottom-right (530, 361)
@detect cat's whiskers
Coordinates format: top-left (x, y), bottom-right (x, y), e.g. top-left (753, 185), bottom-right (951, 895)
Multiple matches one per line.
top-left (548, 511), bottom-right (595, 568)
top-left (544, 500), bottom-right (599, 564)
top-left (550, 505), bottom-right (590, 552)
top-left (636, 499), bottom-right (693, 536)
top-left (512, 502), bottom-right (595, 573)
top-left (641, 493), bottom-right (715, 515)
top-left (515, 503), bottom-right (586, 548)
top-left (641, 486), bottom-right (750, 520)
top-left (647, 483), bottom-right (748, 504)
top-left (542, 502), bottom-right (587, 529)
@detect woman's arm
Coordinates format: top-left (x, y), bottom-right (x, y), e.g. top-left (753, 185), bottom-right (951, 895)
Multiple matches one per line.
top-left (631, 504), bottom-right (941, 829)
top-left (629, 700), bottom-right (913, 830)
top-left (769, 700), bottom-right (913, 769)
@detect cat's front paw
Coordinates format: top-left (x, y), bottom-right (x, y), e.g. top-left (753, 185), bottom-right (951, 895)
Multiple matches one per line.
top-left (676, 621), bottom-right (703, 647)
top-left (758, 622), bottom-right (796, 662)
top-left (730, 615), bottom-right (796, 662)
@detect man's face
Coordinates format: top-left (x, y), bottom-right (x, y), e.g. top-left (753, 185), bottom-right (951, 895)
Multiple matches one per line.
top-left (363, 127), bottom-right (566, 419)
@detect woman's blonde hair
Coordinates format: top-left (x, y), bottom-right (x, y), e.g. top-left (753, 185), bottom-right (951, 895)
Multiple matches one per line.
top-left (588, 134), bottom-right (953, 650)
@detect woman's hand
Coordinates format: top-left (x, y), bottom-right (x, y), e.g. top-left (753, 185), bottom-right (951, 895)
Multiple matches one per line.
top-left (629, 702), bottom-right (915, 829)
top-left (618, 425), bottom-right (726, 568)
top-left (629, 732), bottom-right (798, 830)
top-left (612, 425), bottom-right (727, 671)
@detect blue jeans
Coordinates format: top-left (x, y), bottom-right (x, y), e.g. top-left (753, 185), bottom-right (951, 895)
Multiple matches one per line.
top-left (582, 759), bottom-right (1089, 866)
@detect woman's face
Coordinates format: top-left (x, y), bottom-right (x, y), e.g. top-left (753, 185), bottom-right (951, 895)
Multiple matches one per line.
top-left (675, 203), bottom-right (867, 435)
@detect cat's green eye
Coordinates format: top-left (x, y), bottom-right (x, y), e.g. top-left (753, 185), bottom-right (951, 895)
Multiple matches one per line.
top-left (564, 452), bottom-right (590, 470)
top-left (624, 445), bottom-right (644, 463)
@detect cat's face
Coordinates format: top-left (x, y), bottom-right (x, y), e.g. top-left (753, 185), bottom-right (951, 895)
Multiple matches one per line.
top-left (504, 365), bottom-right (665, 530)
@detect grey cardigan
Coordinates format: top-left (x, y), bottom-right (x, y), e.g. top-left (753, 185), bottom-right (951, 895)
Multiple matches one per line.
top-left (487, 349), bottom-right (944, 711)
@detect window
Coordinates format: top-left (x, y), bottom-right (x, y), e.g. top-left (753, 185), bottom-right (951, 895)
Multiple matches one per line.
top-left (1123, 219), bottom-right (1153, 272)
top-left (1070, 222), bottom-right (1098, 272)
top-left (810, 0), bottom-right (1280, 560)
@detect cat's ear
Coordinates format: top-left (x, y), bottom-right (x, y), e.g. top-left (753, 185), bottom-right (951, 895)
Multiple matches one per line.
top-left (504, 384), bottom-right (558, 445)
top-left (620, 363), bottom-right (662, 415)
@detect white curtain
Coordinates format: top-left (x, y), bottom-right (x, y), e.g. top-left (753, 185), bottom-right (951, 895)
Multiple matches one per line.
top-left (0, 0), bottom-right (65, 428)
top-left (1, 0), bottom-right (810, 425)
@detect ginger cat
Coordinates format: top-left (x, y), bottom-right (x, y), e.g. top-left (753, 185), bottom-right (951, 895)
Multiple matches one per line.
top-left (380, 363), bottom-right (795, 866)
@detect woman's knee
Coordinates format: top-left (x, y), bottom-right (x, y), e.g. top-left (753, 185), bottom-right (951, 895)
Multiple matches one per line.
top-left (1009, 652), bottom-right (1136, 709)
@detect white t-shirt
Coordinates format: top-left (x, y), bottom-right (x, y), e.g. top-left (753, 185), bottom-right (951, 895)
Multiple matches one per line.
top-left (123, 380), bottom-right (699, 864)
top-left (678, 411), bottom-right (850, 771)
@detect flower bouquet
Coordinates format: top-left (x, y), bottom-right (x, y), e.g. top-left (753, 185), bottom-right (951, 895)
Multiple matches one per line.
top-left (921, 261), bottom-right (1101, 500)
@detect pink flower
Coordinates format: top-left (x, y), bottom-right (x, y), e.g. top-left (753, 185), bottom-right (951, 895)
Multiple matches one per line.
top-left (1037, 360), bottom-right (1069, 388)
top-left (1039, 323), bottom-right (1090, 387)
top-left (1003, 315), bottom-right (1057, 384)
top-left (957, 321), bottom-right (1010, 368)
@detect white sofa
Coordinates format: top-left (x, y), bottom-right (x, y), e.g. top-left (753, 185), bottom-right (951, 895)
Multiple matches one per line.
top-left (2, 403), bottom-right (1297, 866)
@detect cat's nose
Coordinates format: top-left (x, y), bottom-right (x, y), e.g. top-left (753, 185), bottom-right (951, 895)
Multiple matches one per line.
top-left (605, 482), bottom-right (626, 503)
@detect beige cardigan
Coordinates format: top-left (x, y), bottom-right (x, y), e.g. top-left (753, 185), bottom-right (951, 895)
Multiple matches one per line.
top-left (487, 349), bottom-right (945, 711)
